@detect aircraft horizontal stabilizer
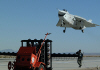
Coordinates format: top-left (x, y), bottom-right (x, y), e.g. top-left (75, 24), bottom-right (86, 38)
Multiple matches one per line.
top-left (96, 24), bottom-right (100, 26)
top-left (88, 19), bottom-right (92, 23)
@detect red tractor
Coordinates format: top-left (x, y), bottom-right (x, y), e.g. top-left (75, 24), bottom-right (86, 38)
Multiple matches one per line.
top-left (8, 33), bottom-right (52, 70)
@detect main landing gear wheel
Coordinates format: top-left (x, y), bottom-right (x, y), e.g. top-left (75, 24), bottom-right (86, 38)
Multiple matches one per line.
top-left (63, 30), bottom-right (65, 33)
top-left (82, 30), bottom-right (84, 33)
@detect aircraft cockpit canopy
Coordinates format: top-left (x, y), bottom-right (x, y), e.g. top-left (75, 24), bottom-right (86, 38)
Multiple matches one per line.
top-left (63, 9), bottom-right (67, 12)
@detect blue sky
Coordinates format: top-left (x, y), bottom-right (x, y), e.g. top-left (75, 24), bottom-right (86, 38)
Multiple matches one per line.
top-left (0, 0), bottom-right (100, 53)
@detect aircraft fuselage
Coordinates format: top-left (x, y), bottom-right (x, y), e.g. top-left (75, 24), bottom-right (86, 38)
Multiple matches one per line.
top-left (58, 10), bottom-right (85, 30)
top-left (57, 9), bottom-right (99, 33)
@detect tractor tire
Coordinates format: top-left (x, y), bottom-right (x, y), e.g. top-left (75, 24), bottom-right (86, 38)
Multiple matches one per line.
top-left (36, 64), bottom-right (45, 70)
top-left (12, 61), bottom-right (15, 70)
top-left (8, 61), bottom-right (12, 70)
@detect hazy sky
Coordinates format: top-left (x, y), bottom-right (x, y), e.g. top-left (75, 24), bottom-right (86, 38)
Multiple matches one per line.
top-left (0, 0), bottom-right (100, 53)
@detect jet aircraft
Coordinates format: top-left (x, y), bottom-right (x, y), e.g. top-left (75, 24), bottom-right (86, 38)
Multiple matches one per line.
top-left (56, 9), bottom-right (99, 33)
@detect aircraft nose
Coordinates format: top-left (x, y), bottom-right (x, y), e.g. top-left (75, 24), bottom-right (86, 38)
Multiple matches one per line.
top-left (58, 10), bottom-right (66, 17)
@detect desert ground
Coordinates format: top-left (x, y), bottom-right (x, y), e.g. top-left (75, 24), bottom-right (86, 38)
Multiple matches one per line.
top-left (0, 57), bottom-right (100, 70)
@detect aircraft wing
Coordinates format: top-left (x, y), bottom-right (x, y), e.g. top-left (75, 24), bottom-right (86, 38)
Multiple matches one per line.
top-left (84, 22), bottom-right (99, 27)
top-left (74, 15), bottom-right (99, 27)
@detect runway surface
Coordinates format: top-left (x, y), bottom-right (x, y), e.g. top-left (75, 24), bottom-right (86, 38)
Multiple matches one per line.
top-left (0, 57), bottom-right (100, 70)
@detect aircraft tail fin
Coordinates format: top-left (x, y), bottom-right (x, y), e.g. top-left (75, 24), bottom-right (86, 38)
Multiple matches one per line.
top-left (88, 19), bottom-right (92, 23)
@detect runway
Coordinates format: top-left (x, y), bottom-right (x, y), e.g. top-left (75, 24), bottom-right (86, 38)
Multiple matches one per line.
top-left (0, 57), bottom-right (100, 70)
top-left (53, 57), bottom-right (100, 70)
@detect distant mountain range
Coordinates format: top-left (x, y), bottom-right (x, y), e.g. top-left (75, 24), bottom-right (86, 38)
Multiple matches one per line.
top-left (0, 49), bottom-right (18, 53)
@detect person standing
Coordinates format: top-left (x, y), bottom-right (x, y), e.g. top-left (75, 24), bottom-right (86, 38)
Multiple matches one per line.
top-left (76, 50), bottom-right (83, 67)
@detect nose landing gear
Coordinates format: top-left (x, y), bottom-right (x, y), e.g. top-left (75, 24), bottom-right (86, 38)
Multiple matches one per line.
top-left (63, 27), bottom-right (66, 33)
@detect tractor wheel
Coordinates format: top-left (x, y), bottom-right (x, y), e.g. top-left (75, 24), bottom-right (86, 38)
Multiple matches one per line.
top-left (36, 64), bottom-right (45, 70)
top-left (12, 61), bottom-right (15, 70)
top-left (8, 61), bottom-right (12, 70)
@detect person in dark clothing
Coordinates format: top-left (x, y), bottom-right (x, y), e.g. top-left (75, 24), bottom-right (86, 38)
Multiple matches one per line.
top-left (76, 50), bottom-right (83, 67)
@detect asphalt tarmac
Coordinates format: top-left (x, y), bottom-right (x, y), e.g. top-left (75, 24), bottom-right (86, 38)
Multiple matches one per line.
top-left (0, 57), bottom-right (100, 70)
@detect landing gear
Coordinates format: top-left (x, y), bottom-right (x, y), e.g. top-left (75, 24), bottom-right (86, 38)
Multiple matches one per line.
top-left (63, 30), bottom-right (65, 33)
top-left (80, 26), bottom-right (84, 33)
top-left (63, 27), bottom-right (66, 33)
top-left (82, 30), bottom-right (84, 33)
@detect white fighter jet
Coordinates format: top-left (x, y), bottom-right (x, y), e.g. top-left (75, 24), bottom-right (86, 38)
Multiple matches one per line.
top-left (56, 9), bottom-right (99, 33)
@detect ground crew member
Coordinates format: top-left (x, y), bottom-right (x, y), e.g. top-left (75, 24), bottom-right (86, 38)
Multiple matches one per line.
top-left (76, 50), bottom-right (83, 67)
